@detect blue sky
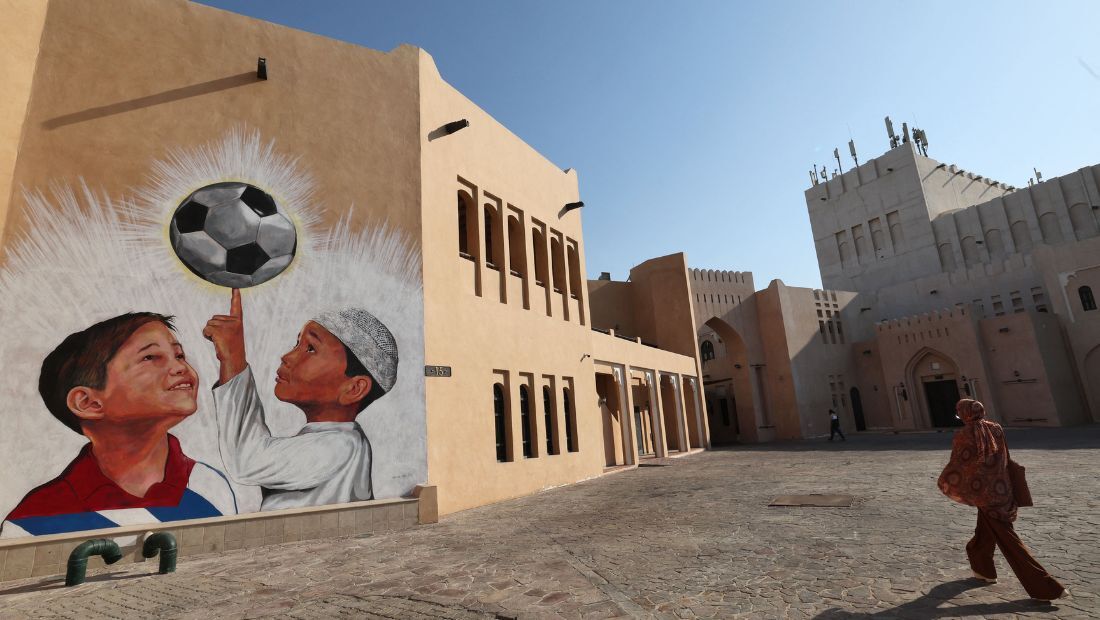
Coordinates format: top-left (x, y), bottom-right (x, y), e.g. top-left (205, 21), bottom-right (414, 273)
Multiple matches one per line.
top-left (199, 1), bottom-right (1100, 288)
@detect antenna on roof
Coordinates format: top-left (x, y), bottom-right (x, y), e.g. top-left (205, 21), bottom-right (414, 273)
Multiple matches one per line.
top-left (1033, 168), bottom-right (1043, 183)
top-left (912, 128), bottom-right (929, 156)
top-left (901, 122), bottom-right (911, 144)
top-left (849, 139), bottom-right (859, 168)
top-left (885, 116), bottom-right (899, 148)
top-left (834, 148), bottom-right (843, 175)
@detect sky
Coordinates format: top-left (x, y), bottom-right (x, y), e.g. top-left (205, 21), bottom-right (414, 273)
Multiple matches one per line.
top-left (199, 0), bottom-right (1100, 288)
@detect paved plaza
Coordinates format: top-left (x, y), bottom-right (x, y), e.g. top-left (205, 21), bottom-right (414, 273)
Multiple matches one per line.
top-left (2, 426), bottom-right (1098, 619)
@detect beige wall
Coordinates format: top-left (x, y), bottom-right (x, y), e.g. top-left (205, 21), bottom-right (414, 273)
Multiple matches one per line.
top-left (419, 51), bottom-right (605, 515)
top-left (0, 0), bottom-right (49, 246)
top-left (2, 0), bottom-right (422, 256)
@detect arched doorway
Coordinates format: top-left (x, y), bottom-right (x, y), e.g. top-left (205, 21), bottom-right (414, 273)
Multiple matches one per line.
top-left (701, 317), bottom-right (760, 444)
top-left (906, 349), bottom-right (964, 428)
top-left (850, 387), bottom-right (866, 431)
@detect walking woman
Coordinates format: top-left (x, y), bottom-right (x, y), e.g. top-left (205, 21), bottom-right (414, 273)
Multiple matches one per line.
top-left (937, 398), bottom-right (1066, 601)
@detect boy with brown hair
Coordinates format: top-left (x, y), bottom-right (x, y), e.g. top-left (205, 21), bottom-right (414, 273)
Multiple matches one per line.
top-left (1, 313), bottom-right (236, 538)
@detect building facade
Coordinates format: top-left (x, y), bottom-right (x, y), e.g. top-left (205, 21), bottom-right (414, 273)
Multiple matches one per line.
top-left (0, 0), bottom-right (708, 576)
top-left (695, 141), bottom-right (1100, 442)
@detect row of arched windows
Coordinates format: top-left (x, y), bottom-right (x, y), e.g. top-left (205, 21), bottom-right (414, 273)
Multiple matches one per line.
top-left (458, 190), bottom-right (584, 307)
top-left (493, 380), bottom-right (577, 463)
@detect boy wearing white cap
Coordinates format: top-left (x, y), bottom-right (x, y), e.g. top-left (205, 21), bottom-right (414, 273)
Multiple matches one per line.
top-left (203, 290), bottom-right (398, 510)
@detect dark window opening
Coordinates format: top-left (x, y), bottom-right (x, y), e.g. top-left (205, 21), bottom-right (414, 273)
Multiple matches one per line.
top-left (520, 385), bottom-right (533, 458)
top-left (544, 386), bottom-right (558, 455)
top-left (493, 383), bottom-right (507, 462)
top-left (563, 387), bottom-right (577, 452)
top-left (1081, 286), bottom-right (1097, 312)
top-left (700, 340), bottom-right (715, 362)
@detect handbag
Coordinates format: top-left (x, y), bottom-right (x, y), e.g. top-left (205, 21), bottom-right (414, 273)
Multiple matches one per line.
top-left (1006, 447), bottom-right (1033, 507)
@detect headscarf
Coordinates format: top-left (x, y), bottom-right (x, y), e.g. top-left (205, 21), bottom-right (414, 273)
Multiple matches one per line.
top-left (937, 399), bottom-right (1017, 521)
top-left (957, 399), bottom-right (999, 459)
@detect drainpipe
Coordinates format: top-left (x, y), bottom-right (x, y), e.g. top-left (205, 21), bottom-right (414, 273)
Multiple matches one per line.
top-left (66, 539), bottom-right (123, 586)
top-left (142, 532), bottom-right (178, 574)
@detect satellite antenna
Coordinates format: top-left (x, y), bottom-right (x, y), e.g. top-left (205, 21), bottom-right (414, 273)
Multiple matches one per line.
top-left (849, 139), bottom-right (859, 167)
top-left (885, 116), bottom-right (898, 148)
top-left (1033, 168), bottom-right (1043, 182)
top-left (901, 122), bottom-right (911, 144)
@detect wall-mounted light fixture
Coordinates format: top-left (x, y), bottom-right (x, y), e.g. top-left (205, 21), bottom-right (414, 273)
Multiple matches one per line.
top-left (563, 201), bottom-right (585, 213)
top-left (442, 119), bottom-right (469, 135)
top-left (733, 363), bottom-right (742, 369)
top-left (961, 375), bottom-right (971, 396)
top-left (257, 57), bottom-right (268, 80)
top-left (998, 327), bottom-right (1011, 333)
top-left (897, 383), bottom-right (908, 401)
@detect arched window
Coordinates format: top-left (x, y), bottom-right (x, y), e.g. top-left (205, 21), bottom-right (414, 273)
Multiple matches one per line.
top-left (1011, 221), bottom-right (1032, 253)
top-left (531, 227), bottom-right (548, 286)
top-left (520, 385), bottom-right (533, 458)
top-left (457, 191), bottom-right (475, 258)
top-left (484, 204), bottom-right (502, 269)
top-left (551, 237), bottom-right (566, 293)
top-left (1081, 286), bottom-right (1097, 312)
top-left (458, 196), bottom-right (468, 255)
top-left (544, 386), bottom-right (558, 455)
top-left (937, 243), bottom-right (956, 272)
top-left (700, 340), bottom-right (715, 362)
top-left (493, 383), bottom-right (507, 462)
top-left (567, 244), bottom-right (582, 299)
top-left (508, 215), bottom-right (526, 276)
top-left (562, 387), bottom-right (577, 452)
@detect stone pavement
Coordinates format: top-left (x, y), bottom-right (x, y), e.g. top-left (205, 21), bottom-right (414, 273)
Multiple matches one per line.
top-left (3, 426), bottom-right (1099, 619)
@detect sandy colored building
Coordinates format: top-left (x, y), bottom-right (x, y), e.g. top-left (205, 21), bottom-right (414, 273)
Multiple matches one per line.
top-left (0, 0), bottom-right (708, 580)
top-left (695, 140), bottom-right (1100, 442)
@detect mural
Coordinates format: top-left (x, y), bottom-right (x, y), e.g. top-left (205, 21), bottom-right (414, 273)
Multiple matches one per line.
top-left (0, 129), bottom-right (426, 537)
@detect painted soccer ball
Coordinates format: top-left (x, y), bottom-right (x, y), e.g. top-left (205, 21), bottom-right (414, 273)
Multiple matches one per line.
top-left (169, 182), bottom-right (296, 288)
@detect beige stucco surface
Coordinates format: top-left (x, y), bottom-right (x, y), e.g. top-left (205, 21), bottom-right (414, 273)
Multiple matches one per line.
top-left (0, 0), bottom-right (49, 247)
top-left (419, 50), bottom-right (606, 515)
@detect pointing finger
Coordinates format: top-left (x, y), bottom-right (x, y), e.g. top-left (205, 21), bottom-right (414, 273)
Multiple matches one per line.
top-left (230, 288), bottom-right (243, 319)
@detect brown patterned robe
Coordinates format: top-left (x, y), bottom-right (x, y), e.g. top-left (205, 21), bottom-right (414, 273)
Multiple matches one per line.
top-left (937, 401), bottom-right (1017, 522)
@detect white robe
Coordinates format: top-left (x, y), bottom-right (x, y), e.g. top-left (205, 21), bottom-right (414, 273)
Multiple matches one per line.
top-left (213, 367), bottom-right (373, 511)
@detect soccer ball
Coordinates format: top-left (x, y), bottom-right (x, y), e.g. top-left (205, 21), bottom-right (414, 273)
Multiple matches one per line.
top-left (169, 182), bottom-right (297, 288)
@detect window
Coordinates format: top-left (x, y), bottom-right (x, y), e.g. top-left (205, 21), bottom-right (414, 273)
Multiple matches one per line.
top-left (507, 213), bottom-right (526, 276)
top-left (1081, 286), bottom-right (1097, 312)
top-left (544, 386), bottom-right (558, 455)
top-left (567, 243), bottom-right (582, 299)
top-left (457, 195), bottom-right (469, 256)
top-left (550, 236), bottom-right (566, 293)
top-left (520, 385), bottom-right (533, 458)
top-left (563, 387), bottom-right (577, 452)
top-left (531, 225), bottom-right (548, 285)
top-left (700, 340), bottom-right (715, 361)
top-left (483, 204), bottom-right (503, 269)
top-left (493, 383), bottom-right (508, 462)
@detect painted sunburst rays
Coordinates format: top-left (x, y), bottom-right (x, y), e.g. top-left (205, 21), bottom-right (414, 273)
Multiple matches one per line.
top-left (136, 127), bottom-right (321, 287)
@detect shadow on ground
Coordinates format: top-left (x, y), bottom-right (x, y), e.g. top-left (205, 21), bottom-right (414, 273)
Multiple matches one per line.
top-left (812, 579), bottom-right (1059, 618)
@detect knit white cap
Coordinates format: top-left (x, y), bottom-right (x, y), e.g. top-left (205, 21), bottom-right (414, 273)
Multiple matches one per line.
top-left (313, 308), bottom-right (399, 393)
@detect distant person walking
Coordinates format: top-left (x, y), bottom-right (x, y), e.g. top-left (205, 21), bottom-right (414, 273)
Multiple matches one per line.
top-left (938, 399), bottom-right (1066, 601)
top-left (828, 409), bottom-right (845, 441)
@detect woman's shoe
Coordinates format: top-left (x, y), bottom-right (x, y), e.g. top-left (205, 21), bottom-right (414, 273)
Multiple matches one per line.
top-left (971, 570), bottom-right (997, 583)
top-left (1033, 588), bottom-right (1069, 602)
